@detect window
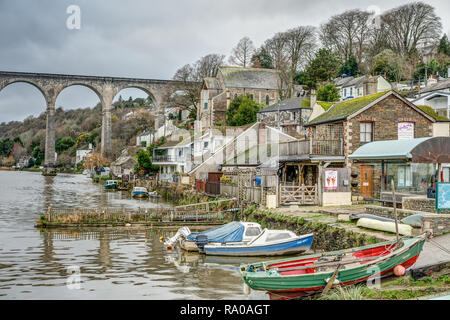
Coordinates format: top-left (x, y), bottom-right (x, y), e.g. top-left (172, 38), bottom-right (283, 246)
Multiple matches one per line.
top-left (245, 227), bottom-right (261, 237)
top-left (250, 94), bottom-right (254, 100)
top-left (266, 95), bottom-right (269, 105)
top-left (350, 87), bottom-right (353, 96)
top-left (397, 165), bottom-right (412, 188)
top-left (360, 122), bottom-right (373, 143)
top-left (204, 102), bottom-right (208, 109)
top-left (203, 141), bottom-right (209, 149)
top-left (344, 88), bottom-right (347, 97)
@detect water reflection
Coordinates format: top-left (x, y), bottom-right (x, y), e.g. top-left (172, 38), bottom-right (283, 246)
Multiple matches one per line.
top-left (0, 171), bottom-right (267, 299)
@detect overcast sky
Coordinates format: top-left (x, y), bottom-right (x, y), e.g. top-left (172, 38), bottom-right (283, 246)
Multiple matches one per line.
top-left (0, 0), bottom-right (449, 123)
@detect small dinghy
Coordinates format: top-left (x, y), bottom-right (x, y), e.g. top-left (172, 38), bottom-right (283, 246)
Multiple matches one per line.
top-left (203, 229), bottom-right (314, 257)
top-left (131, 187), bottom-right (149, 198)
top-left (240, 233), bottom-right (427, 295)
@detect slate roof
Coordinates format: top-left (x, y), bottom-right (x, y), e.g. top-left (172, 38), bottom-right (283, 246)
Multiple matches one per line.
top-left (420, 79), bottom-right (450, 94)
top-left (258, 98), bottom-right (309, 113)
top-left (218, 66), bottom-right (281, 90)
top-left (203, 77), bottom-right (221, 90)
top-left (334, 75), bottom-right (367, 88)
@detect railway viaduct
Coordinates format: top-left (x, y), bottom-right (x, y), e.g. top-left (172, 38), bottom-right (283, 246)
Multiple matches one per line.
top-left (0, 71), bottom-right (179, 174)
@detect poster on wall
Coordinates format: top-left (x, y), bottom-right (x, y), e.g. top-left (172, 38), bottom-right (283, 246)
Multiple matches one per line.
top-left (398, 122), bottom-right (414, 140)
top-left (324, 170), bottom-right (338, 190)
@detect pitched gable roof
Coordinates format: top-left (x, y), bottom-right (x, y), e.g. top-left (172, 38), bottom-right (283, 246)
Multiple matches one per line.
top-left (306, 90), bottom-right (436, 126)
top-left (420, 79), bottom-right (450, 94)
top-left (218, 66), bottom-right (281, 90)
top-left (258, 98), bottom-right (309, 113)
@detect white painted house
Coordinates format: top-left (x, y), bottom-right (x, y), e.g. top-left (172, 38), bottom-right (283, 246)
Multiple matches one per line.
top-left (152, 133), bottom-right (194, 182)
top-left (335, 75), bottom-right (392, 101)
top-left (75, 144), bottom-right (93, 164)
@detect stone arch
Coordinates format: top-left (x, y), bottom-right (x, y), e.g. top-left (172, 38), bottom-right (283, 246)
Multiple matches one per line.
top-left (113, 85), bottom-right (158, 108)
top-left (55, 82), bottom-right (104, 103)
top-left (0, 79), bottom-right (47, 102)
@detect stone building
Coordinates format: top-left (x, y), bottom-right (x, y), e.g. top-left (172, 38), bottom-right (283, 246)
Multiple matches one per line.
top-left (256, 98), bottom-right (312, 137)
top-left (305, 90), bottom-right (444, 200)
top-left (198, 66), bottom-right (283, 129)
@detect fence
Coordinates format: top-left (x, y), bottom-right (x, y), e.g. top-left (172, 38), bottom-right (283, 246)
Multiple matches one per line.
top-left (44, 204), bottom-right (236, 225)
top-left (279, 184), bottom-right (317, 205)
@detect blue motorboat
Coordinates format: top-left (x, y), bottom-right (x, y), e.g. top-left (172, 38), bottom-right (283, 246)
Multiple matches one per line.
top-left (203, 230), bottom-right (314, 257)
top-left (176, 221), bottom-right (263, 252)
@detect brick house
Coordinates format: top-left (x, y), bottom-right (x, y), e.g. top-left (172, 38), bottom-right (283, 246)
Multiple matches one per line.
top-left (198, 66), bottom-right (283, 129)
top-left (305, 90), bottom-right (443, 200)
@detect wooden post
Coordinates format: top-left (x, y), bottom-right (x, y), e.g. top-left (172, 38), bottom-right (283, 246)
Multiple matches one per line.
top-left (391, 179), bottom-right (399, 243)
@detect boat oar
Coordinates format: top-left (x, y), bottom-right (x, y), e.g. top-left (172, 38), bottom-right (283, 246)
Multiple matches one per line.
top-left (322, 264), bottom-right (341, 296)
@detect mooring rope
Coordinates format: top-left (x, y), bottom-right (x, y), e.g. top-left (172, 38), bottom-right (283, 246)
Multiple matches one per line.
top-left (427, 238), bottom-right (450, 255)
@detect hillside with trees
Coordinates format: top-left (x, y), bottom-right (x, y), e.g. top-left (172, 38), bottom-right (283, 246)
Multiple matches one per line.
top-left (0, 97), bottom-right (155, 170)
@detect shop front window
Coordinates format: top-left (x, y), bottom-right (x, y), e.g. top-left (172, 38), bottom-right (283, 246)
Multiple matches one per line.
top-left (383, 162), bottom-right (436, 194)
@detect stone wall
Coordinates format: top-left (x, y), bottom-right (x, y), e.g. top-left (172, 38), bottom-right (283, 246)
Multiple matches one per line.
top-left (421, 213), bottom-right (450, 236)
top-left (365, 205), bottom-right (427, 220)
top-left (402, 196), bottom-right (450, 214)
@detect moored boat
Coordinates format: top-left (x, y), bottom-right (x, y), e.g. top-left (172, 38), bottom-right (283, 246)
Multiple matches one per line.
top-left (104, 180), bottom-right (118, 190)
top-left (172, 221), bottom-right (263, 252)
top-left (240, 234), bottom-right (427, 294)
top-left (148, 191), bottom-right (161, 198)
top-left (203, 230), bottom-right (313, 257)
top-left (131, 187), bottom-right (149, 198)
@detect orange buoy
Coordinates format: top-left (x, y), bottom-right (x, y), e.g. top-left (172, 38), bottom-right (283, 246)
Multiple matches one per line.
top-left (167, 244), bottom-right (173, 249)
top-left (394, 265), bottom-right (405, 277)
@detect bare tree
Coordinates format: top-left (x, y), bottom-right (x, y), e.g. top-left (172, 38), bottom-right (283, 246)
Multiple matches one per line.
top-left (263, 32), bottom-right (288, 70)
top-left (381, 2), bottom-right (442, 57)
top-left (167, 54), bottom-right (225, 120)
top-left (320, 9), bottom-right (371, 64)
top-left (283, 26), bottom-right (317, 97)
top-left (228, 37), bottom-right (255, 67)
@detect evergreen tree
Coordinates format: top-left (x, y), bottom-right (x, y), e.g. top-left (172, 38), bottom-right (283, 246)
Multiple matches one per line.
top-left (303, 49), bottom-right (341, 89)
top-left (226, 95), bottom-right (263, 126)
top-left (317, 84), bottom-right (340, 102)
top-left (340, 56), bottom-right (360, 77)
top-left (438, 34), bottom-right (450, 56)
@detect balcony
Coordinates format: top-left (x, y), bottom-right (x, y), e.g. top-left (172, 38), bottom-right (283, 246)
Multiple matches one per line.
top-left (279, 139), bottom-right (344, 157)
top-left (152, 155), bottom-right (190, 163)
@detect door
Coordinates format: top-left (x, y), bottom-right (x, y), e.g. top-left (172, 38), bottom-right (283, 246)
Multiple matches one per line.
top-left (360, 165), bottom-right (373, 198)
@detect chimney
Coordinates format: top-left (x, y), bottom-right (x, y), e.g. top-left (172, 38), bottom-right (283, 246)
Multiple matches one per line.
top-left (363, 76), bottom-right (378, 96)
top-left (310, 89), bottom-right (317, 108)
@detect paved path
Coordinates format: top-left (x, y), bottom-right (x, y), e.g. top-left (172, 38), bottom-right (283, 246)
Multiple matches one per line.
top-left (414, 233), bottom-right (450, 269)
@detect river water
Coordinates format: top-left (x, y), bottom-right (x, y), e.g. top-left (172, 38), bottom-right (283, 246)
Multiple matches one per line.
top-left (0, 171), bottom-right (267, 299)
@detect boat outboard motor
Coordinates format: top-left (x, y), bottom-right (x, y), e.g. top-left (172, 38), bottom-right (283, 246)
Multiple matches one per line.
top-left (195, 235), bottom-right (209, 253)
top-left (164, 226), bottom-right (191, 248)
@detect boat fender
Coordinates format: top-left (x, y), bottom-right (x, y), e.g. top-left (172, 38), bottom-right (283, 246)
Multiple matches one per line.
top-left (394, 265), bottom-right (406, 277)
